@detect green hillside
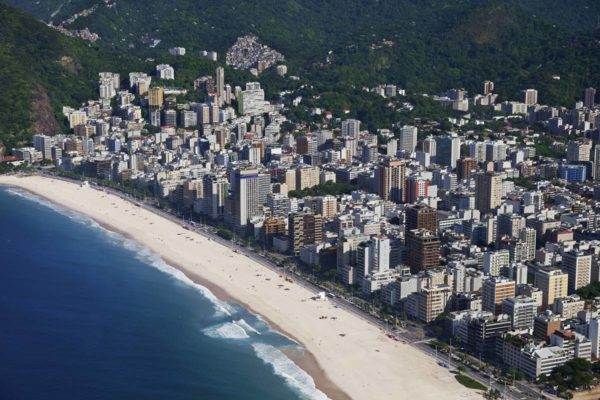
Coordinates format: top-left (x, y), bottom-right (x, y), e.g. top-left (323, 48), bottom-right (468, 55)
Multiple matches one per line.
top-left (4, 0), bottom-right (600, 106)
top-left (0, 4), bottom-right (263, 151)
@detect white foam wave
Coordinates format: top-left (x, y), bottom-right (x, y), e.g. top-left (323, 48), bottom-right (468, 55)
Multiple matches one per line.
top-left (234, 319), bottom-right (261, 335)
top-left (4, 187), bottom-right (100, 228)
top-left (119, 237), bottom-right (233, 316)
top-left (203, 322), bottom-right (250, 340)
top-left (252, 343), bottom-right (329, 400)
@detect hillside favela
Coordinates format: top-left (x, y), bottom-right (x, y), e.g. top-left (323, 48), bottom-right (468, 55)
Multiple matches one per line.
top-left (4, 1), bottom-right (600, 400)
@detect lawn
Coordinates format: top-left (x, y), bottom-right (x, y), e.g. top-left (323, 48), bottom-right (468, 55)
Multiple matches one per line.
top-left (455, 374), bottom-right (487, 391)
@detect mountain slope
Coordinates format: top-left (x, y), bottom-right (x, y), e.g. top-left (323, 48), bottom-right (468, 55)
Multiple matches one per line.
top-left (0, 4), bottom-right (152, 150)
top-left (4, 0), bottom-right (600, 106)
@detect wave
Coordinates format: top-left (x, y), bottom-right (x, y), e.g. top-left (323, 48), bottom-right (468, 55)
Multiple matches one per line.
top-left (203, 322), bottom-right (250, 340)
top-left (3, 186), bottom-right (233, 317)
top-left (117, 236), bottom-right (234, 317)
top-left (252, 343), bottom-right (329, 400)
top-left (234, 318), bottom-right (261, 335)
top-left (3, 187), bottom-right (101, 228)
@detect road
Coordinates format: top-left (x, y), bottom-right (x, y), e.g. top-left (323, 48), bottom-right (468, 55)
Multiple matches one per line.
top-left (41, 173), bottom-right (551, 399)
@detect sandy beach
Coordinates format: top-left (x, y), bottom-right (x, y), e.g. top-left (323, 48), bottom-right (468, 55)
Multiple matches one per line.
top-left (0, 175), bottom-right (480, 400)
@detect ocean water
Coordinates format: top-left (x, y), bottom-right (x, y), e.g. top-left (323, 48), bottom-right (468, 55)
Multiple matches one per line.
top-left (0, 186), bottom-right (328, 400)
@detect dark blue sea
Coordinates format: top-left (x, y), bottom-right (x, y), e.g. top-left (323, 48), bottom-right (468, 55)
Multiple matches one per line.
top-left (0, 186), bottom-right (327, 400)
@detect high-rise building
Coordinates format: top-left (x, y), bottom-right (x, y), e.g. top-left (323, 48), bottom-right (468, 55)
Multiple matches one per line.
top-left (562, 251), bottom-right (592, 293)
top-left (356, 235), bottom-right (391, 279)
top-left (483, 250), bottom-right (510, 277)
top-left (536, 269), bottom-right (568, 309)
top-left (456, 157), bottom-right (477, 180)
top-left (483, 80), bottom-right (495, 95)
top-left (405, 176), bottom-right (429, 204)
top-left (566, 140), bottom-right (592, 163)
top-left (288, 213), bottom-right (323, 254)
top-left (156, 64), bottom-right (175, 80)
top-left (423, 136), bottom-right (437, 158)
top-left (239, 82), bottom-right (265, 116)
top-left (405, 204), bottom-right (437, 234)
top-left (216, 67), bottom-right (225, 106)
top-left (522, 89), bottom-right (538, 106)
top-left (594, 146), bottom-right (600, 181)
top-left (375, 158), bottom-right (406, 203)
top-left (502, 295), bottom-right (536, 330)
top-left (435, 134), bottom-right (461, 168)
top-left (474, 172), bottom-right (503, 214)
top-left (341, 119), bottom-right (361, 139)
top-left (231, 166), bottom-right (263, 230)
top-left (148, 87), bottom-right (164, 108)
top-left (295, 166), bottom-right (320, 190)
top-left (163, 109), bottom-right (177, 127)
top-left (584, 87), bottom-right (596, 108)
top-left (199, 175), bottom-right (229, 220)
top-left (399, 125), bottom-right (417, 153)
top-left (33, 134), bottom-right (54, 160)
top-left (520, 227), bottom-right (537, 261)
top-left (405, 229), bottom-right (440, 273)
top-left (317, 196), bottom-right (337, 219)
top-left (482, 277), bottom-right (515, 315)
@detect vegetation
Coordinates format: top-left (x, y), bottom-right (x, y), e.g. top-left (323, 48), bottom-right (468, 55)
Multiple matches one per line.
top-left (288, 181), bottom-right (358, 198)
top-left (455, 374), bottom-right (487, 391)
top-left (217, 228), bottom-right (234, 241)
top-left (6, 0), bottom-right (600, 107)
top-left (547, 358), bottom-right (597, 392)
top-left (576, 281), bottom-right (600, 300)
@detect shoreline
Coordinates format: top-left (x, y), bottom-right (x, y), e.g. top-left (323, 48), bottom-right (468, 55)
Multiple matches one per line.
top-left (0, 175), bottom-right (480, 400)
top-left (2, 180), bottom-right (349, 399)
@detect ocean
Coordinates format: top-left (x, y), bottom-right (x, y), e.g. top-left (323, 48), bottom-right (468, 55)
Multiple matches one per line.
top-left (0, 186), bottom-right (327, 400)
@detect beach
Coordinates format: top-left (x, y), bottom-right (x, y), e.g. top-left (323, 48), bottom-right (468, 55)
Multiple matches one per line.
top-left (0, 175), bottom-right (480, 400)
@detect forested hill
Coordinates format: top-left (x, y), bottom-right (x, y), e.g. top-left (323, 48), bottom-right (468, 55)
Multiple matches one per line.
top-left (3, 0), bottom-right (600, 107)
top-left (0, 4), bottom-right (151, 150)
top-left (0, 4), bottom-right (259, 151)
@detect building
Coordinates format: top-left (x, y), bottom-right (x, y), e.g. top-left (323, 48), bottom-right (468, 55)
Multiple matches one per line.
top-left (558, 164), bottom-right (587, 183)
top-left (407, 285), bottom-right (452, 323)
top-left (474, 172), bottom-right (503, 214)
top-left (405, 204), bottom-right (437, 234)
top-left (522, 89), bottom-right (538, 106)
top-left (534, 312), bottom-right (562, 341)
top-left (482, 277), bottom-right (516, 315)
top-left (341, 119), bottom-right (361, 139)
top-left (33, 134), bottom-right (54, 160)
top-left (456, 157), bottom-right (477, 180)
top-left (535, 269), bottom-right (568, 309)
top-left (423, 136), bottom-right (436, 158)
top-left (405, 229), bottom-right (440, 273)
top-left (262, 217), bottom-right (287, 248)
top-left (317, 196), bottom-right (337, 219)
top-left (295, 166), bottom-right (320, 190)
top-left (483, 80), bottom-right (494, 95)
top-left (399, 125), bottom-right (417, 153)
top-left (156, 64), bottom-right (175, 80)
top-left (356, 235), bottom-right (391, 280)
top-left (584, 87), bottom-right (596, 108)
top-left (216, 66), bottom-right (225, 105)
top-left (562, 251), bottom-right (592, 293)
top-left (502, 296), bottom-right (536, 330)
top-left (288, 213), bottom-right (323, 254)
top-left (231, 166), bottom-right (265, 231)
top-left (435, 134), bottom-right (461, 168)
top-left (567, 140), bottom-right (592, 163)
top-left (483, 250), bottom-right (510, 277)
top-left (148, 87), bottom-right (164, 108)
top-left (375, 158), bottom-right (406, 203)
top-left (239, 82), bottom-right (266, 116)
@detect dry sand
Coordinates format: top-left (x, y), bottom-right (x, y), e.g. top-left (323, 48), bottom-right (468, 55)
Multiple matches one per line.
top-left (0, 175), bottom-right (480, 400)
